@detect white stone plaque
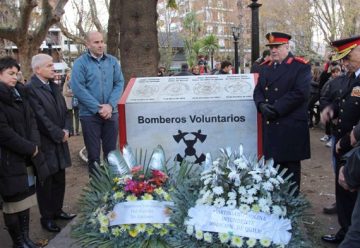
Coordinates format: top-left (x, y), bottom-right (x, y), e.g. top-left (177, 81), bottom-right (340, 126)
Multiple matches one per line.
top-left (119, 74), bottom-right (260, 164)
top-left (186, 205), bottom-right (292, 245)
top-left (109, 200), bottom-right (173, 226)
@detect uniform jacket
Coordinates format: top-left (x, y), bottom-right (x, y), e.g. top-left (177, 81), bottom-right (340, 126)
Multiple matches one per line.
top-left (0, 82), bottom-right (49, 200)
top-left (328, 74), bottom-right (360, 155)
top-left (253, 53), bottom-right (311, 162)
top-left (71, 51), bottom-right (124, 117)
top-left (26, 75), bottom-right (71, 175)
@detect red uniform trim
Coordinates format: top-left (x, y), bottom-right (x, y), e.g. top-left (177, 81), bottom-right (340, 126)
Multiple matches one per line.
top-left (294, 56), bottom-right (308, 64)
top-left (118, 78), bottom-right (136, 150)
top-left (336, 39), bottom-right (360, 52)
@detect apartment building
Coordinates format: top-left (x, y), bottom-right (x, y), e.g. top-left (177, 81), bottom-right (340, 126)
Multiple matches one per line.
top-left (157, 0), bottom-right (252, 66)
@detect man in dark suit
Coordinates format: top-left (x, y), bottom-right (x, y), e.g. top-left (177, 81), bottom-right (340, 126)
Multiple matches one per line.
top-left (253, 32), bottom-right (311, 196)
top-left (174, 63), bottom-right (193, 76)
top-left (27, 54), bottom-right (76, 233)
top-left (338, 127), bottom-right (360, 248)
top-left (320, 35), bottom-right (360, 244)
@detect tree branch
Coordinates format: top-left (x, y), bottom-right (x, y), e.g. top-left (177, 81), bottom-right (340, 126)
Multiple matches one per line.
top-left (17, 0), bottom-right (38, 41)
top-left (88, 0), bottom-right (104, 33)
top-left (58, 22), bottom-right (86, 45)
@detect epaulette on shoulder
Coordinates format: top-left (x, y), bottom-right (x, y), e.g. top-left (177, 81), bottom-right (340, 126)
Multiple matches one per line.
top-left (294, 56), bottom-right (309, 64)
top-left (261, 59), bottom-right (272, 66)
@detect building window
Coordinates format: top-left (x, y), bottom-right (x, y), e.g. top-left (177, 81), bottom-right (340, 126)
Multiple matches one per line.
top-left (206, 9), bottom-right (211, 20)
top-left (219, 39), bottom-right (225, 48)
top-left (218, 26), bottom-right (224, 35)
top-left (207, 25), bottom-right (213, 34)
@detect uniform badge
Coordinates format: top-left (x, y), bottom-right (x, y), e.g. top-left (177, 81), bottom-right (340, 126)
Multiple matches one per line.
top-left (351, 86), bottom-right (360, 97)
top-left (268, 34), bottom-right (275, 43)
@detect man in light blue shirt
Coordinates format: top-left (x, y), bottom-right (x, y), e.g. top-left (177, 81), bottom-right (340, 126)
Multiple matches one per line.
top-left (71, 31), bottom-right (124, 175)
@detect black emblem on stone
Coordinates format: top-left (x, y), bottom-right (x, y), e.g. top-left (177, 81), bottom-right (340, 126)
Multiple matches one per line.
top-left (173, 130), bottom-right (207, 164)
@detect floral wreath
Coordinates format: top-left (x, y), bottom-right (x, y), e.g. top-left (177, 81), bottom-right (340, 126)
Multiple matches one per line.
top-left (72, 145), bottom-right (174, 248)
top-left (168, 145), bottom-right (309, 248)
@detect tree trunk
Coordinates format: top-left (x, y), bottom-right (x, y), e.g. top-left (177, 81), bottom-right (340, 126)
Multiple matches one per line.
top-left (17, 42), bottom-right (41, 80)
top-left (107, 0), bottom-right (120, 58)
top-left (119, 0), bottom-right (159, 85)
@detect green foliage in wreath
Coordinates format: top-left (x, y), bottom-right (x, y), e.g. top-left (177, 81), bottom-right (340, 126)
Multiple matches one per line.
top-left (71, 146), bottom-right (174, 248)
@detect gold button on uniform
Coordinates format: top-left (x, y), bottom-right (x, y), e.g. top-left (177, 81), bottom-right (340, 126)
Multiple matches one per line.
top-left (265, 87), bottom-right (269, 91)
top-left (274, 88), bottom-right (278, 91)
top-left (339, 119), bottom-right (342, 123)
top-left (265, 99), bottom-right (269, 102)
top-left (266, 121), bottom-right (270, 125)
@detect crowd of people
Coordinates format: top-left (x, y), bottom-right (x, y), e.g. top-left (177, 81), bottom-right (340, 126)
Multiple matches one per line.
top-left (0, 31), bottom-right (124, 247)
top-left (1, 28), bottom-right (360, 248)
top-left (158, 60), bottom-right (233, 77)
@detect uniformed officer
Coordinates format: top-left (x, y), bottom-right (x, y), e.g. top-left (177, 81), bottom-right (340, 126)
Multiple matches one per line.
top-left (320, 35), bottom-right (360, 244)
top-left (253, 32), bottom-right (311, 196)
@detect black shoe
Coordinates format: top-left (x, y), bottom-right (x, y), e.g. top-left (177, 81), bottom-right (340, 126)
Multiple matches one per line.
top-left (55, 211), bottom-right (77, 220)
top-left (321, 234), bottom-right (344, 244)
top-left (323, 202), bottom-right (337, 214)
top-left (40, 219), bottom-right (61, 233)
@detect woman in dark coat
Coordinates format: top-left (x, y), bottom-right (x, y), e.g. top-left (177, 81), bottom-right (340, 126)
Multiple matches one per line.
top-left (0, 57), bottom-right (49, 248)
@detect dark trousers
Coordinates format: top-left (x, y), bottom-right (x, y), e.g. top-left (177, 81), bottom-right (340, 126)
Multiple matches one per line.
top-left (340, 191), bottom-right (360, 247)
top-left (335, 157), bottom-right (357, 238)
top-left (36, 169), bottom-right (66, 220)
top-left (66, 108), bottom-right (80, 135)
top-left (276, 161), bottom-right (301, 196)
top-left (73, 107), bottom-right (80, 134)
top-left (80, 113), bottom-right (118, 175)
top-left (66, 109), bottom-right (74, 135)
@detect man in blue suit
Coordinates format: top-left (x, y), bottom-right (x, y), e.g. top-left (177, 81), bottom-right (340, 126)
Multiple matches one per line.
top-left (253, 32), bottom-right (312, 196)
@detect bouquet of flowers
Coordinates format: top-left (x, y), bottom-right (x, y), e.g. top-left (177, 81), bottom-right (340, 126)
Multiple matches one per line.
top-left (169, 145), bottom-right (309, 248)
top-left (72, 145), bottom-right (174, 248)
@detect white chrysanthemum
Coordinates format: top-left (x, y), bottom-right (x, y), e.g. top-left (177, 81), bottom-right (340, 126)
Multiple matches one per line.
top-left (262, 181), bottom-right (274, 191)
top-left (228, 171), bottom-right (241, 186)
top-left (228, 191), bottom-right (237, 200)
top-left (238, 186), bottom-right (247, 195)
top-left (260, 238), bottom-right (272, 247)
top-left (214, 197), bottom-right (226, 208)
top-left (246, 238), bottom-right (257, 247)
top-left (252, 174), bottom-right (262, 183)
top-left (259, 198), bottom-right (268, 207)
top-left (264, 169), bottom-right (271, 178)
top-left (186, 225), bottom-right (194, 235)
top-left (234, 158), bottom-right (247, 169)
top-left (195, 230), bottom-right (204, 240)
top-left (247, 187), bottom-right (257, 196)
top-left (240, 204), bottom-right (250, 213)
top-left (272, 205), bottom-right (283, 216)
top-left (245, 195), bottom-right (255, 204)
top-left (227, 199), bottom-right (237, 209)
top-left (219, 233), bottom-right (230, 243)
top-left (231, 236), bottom-right (244, 247)
top-left (213, 186), bottom-right (224, 195)
top-left (201, 193), bottom-right (214, 205)
top-left (261, 205), bottom-right (270, 213)
top-left (204, 232), bottom-right (213, 243)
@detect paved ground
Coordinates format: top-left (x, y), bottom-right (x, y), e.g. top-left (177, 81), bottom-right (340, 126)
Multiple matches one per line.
top-left (0, 127), bottom-right (342, 247)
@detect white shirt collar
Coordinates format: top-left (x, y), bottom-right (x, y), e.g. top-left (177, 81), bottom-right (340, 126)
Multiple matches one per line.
top-left (355, 68), bottom-right (360, 78)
